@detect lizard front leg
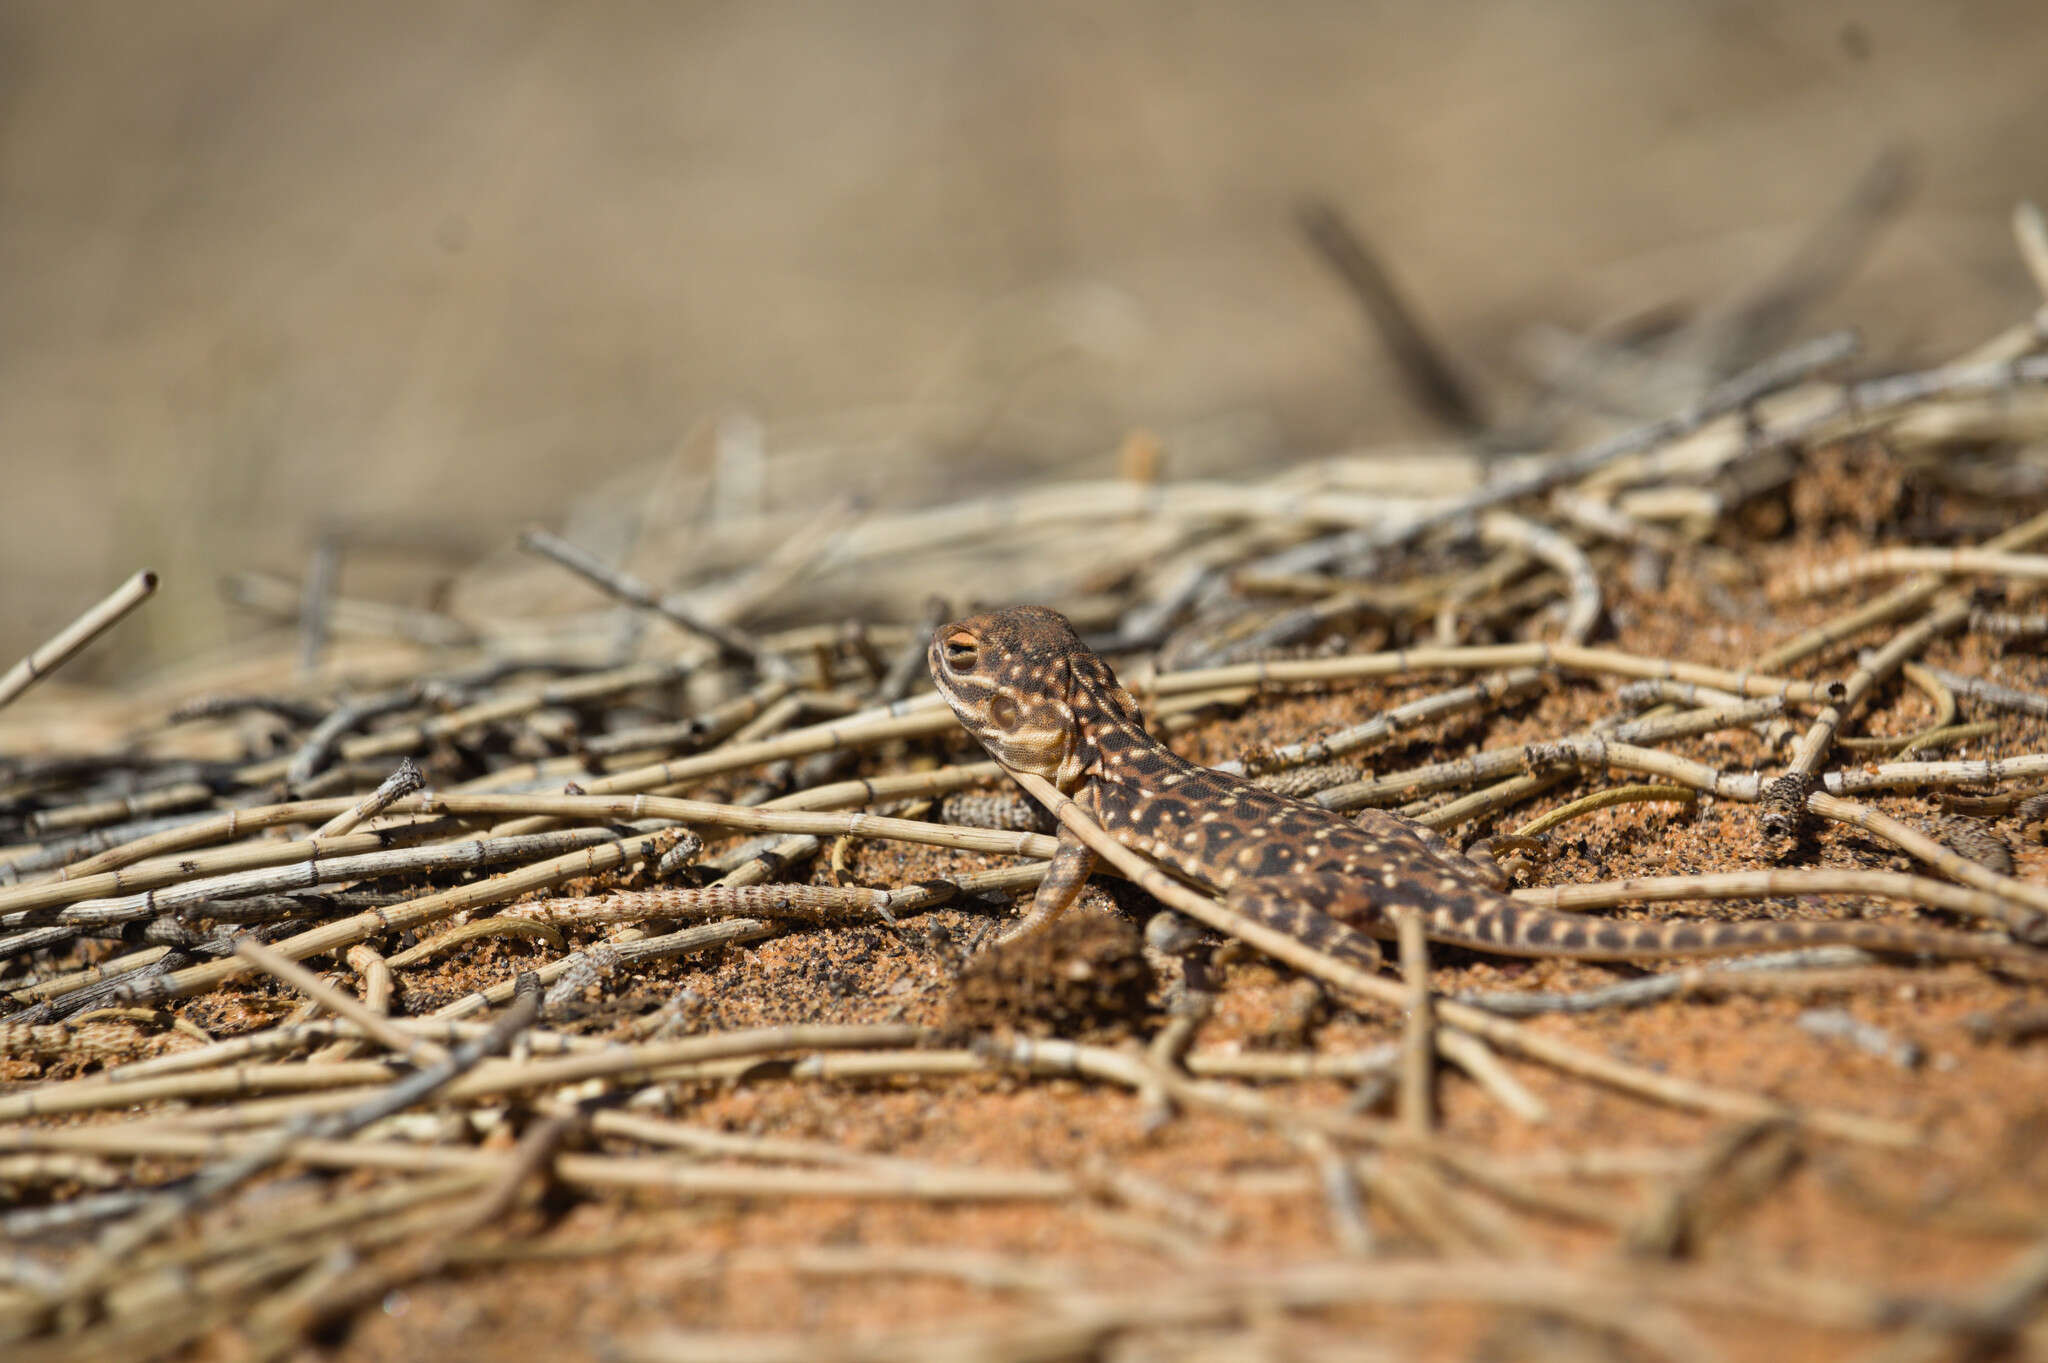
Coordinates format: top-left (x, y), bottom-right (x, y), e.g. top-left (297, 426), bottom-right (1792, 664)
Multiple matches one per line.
top-left (999, 825), bottom-right (1098, 946)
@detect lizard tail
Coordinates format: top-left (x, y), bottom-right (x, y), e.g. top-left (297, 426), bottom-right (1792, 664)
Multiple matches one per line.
top-left (1428, 902), bottom-right (2048, 977)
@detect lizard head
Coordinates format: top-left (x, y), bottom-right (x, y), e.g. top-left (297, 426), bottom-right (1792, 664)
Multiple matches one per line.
top-left (928, 605), bottom-right (1145, 792)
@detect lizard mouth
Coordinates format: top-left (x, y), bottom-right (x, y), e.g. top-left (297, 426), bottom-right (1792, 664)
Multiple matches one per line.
top-left (935, 678), bottom-right (1073, 780)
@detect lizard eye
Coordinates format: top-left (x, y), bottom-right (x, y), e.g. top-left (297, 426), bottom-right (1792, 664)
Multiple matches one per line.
top-left (942, 631), bottom-right (979, 673)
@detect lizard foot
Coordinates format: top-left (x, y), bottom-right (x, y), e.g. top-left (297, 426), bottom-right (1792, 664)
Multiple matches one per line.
top-left (1461, 833), bottom-right (1550, 888)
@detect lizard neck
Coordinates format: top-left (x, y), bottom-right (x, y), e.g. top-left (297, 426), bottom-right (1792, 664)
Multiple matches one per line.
top-left (1068, 676), bottom-right (1198, 801)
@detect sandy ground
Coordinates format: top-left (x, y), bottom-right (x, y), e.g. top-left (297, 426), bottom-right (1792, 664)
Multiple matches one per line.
top-left (8, 444), bottom-right (2048, 1359)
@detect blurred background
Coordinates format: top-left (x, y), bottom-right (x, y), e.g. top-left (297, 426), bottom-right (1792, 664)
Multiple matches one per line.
top-left (4, 0), bottom-right (2046, 677)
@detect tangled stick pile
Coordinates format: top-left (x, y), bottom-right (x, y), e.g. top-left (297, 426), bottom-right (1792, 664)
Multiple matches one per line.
top-left (9, 237), bottom-right (2048, 1361)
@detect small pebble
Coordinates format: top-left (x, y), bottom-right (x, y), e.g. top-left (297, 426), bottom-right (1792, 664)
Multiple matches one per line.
top-left (1798, 1007), bottom-right (1924, 1069)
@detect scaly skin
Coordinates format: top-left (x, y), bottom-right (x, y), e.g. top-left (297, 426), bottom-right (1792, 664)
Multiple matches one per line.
top-left (928, 605), bottom-right (2046, 976)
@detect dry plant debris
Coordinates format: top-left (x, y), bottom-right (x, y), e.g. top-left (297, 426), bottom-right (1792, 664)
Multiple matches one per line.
top-left (11, 222), bottom-right (2048, 1363)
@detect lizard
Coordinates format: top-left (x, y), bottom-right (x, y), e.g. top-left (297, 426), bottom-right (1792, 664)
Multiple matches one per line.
top-left (927, 604), bottom-right (2048, 976)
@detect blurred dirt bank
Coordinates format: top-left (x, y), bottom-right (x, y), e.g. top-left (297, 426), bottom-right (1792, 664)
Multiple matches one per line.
top-left (3, 1), bottom-right (2046, 670)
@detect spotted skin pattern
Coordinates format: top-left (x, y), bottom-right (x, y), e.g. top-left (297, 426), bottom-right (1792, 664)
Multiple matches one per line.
top-left (929, 606), bottom-right (2046, 974)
